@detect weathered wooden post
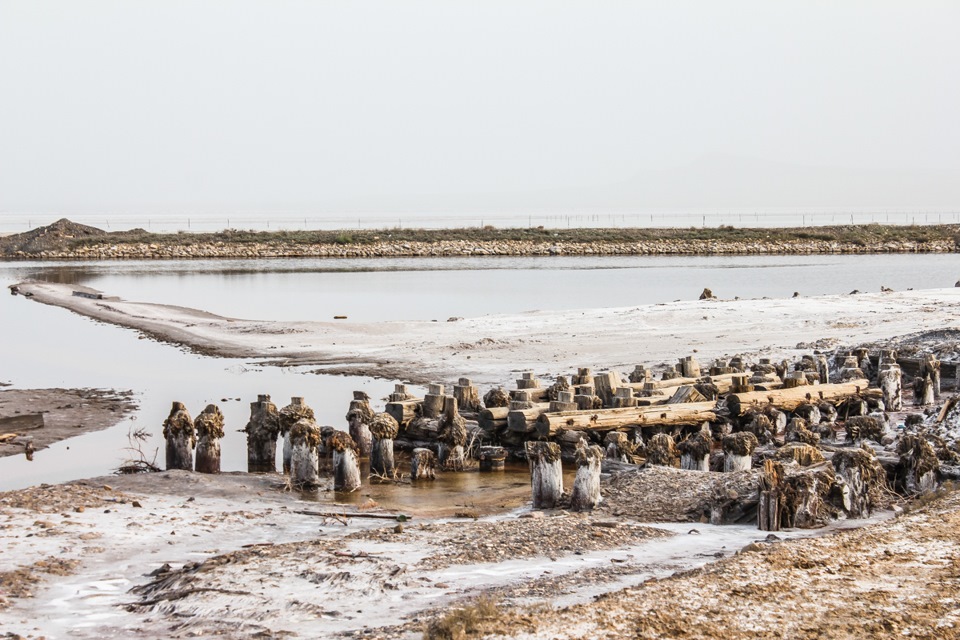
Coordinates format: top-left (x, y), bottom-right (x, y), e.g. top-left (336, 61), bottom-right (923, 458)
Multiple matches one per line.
top-left (629, 365), bottom-right (651, 383)
top-left (550, 390), bottom-right (578, 412)
top-left (329, 430), bottom-right (362, 492)
top-left (896, 434), bottom-right (939, 495)
top-left (613, 387), bottom-right (638, 408)
top-left (878, 363), bottom-right (903, 411)
top-left (604, 431), bottom-right (633, 463)
top-left (793, 402), bottom-right (821, 427)
top-left (162, 401), bottom-right (195, 471)
top-left (914, 373), bottom-right (936, 406)
top-left (593, 370), bottom-right (620, 407)
top-left (722, 432), bottom-right (758, 472)
top-left (369, 413), bottom-right (400, 478)
top-left (783, 371), bottom-right (808, 389)
top-left (680, 355), bottom-right (701, 378)
top-left (245, 394), bottom-right (281, 473)
top-left (411, 447), bottom-right (437, 479)
top-left (438, 396), bottom-right (467, 470)
top-left (453, 378), bottom-right (481, 413)
top-left (289, 417), bottom-right (321, 487)
top-left (758, 459), bottom-right (783, 531)
top-left (646, 433), bottom-right (679, 467)
top-left (346, 391), bottom-right (374, 457)
top-left (921, 354), bottom-right (941, 400)
top-left (478, 446), bottom-right (507, 471)
top-left (570, 440), bottom-right (603, 511)
top-left (678, 430), bottom-right (712, 471)
top-left (422, 383), bottom-right (446, 419)
top-left (280, 397), bottom-right (315, 474)
top-left (526, 441), bottom-right (563, 509)
top-left (194, 404), bottom-right (224, 474)
top-left (832, 449), bottom-right (886, 517)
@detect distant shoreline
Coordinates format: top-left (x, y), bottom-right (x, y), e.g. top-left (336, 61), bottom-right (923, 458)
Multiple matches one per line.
top-left (1, 222), bottom-right (957, 260)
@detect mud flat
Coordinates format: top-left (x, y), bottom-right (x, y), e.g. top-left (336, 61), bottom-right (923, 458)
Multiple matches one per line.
top-left (11, 281), bottom-right (960, 385)
top-left (0, 388), bottom-right (137, 459)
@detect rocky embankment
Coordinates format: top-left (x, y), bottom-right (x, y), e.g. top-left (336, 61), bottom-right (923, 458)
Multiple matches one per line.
top-left (1, 218), bottom-right (957, 260)
top-left (9, 237), bottom-right (959, 260)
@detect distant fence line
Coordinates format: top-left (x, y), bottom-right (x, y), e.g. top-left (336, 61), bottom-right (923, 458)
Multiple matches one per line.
top-left (2, 210), bottom-right (959, 234)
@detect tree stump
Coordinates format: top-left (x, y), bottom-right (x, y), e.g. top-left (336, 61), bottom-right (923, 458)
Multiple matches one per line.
top-left (194, 404), bottom-right (224, 474)
top-left (289, 418), bottom-right (321, 487)
top-left (369, 413), bottom-right (399, 478)
top-left (722, 432), bottom-right (757, 472)
top-left (411, 447), bottom-right (437, 480)
top-left (329, 430), bottom-right (361, 492)
top-left (280, 397), bottom-right (315, 474)
top-left (162, 401), bottom-right (195, 471)
top-left (570, 441), bottom-right (603, 511)
top-left (526, 441), bottom-right (563, 509)
top-left (245, 394), bottom-right (280, 473)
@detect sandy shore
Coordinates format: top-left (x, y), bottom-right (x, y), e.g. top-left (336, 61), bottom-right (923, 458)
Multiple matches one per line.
top-left (4, 280), bottom-right (960, 639)
top-left (13, 281), bottom-right (960, 385)
top-left (0, 389), bottom-right (137, 460)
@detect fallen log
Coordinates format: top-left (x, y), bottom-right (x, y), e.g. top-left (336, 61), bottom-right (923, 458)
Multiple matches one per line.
top-left (726, 379), bottom-right (874, 417)
top-left (535, 401), bottom-right (717, 437)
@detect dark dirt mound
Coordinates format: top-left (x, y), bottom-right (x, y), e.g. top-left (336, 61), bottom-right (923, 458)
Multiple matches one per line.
top-left (0, 218), bottom-right (106, 256)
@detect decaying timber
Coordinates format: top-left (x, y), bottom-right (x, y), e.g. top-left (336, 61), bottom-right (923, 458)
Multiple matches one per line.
top-left (245, 394), bottom-right (281, 473)
top-left (726, 379), bottom-right (873, 417)
top-left (723, 432), bottom-right (757, 472)
top-left (646, 433), bottom-right (679, 468)
top-left (483, 387), bottom-right (510, 408)
top-left (774, 443), bottom-right (825, 467)
top-left (758, 460), bottom-right (785, 531)
top-left (345, 392), bottom-right (374, 457)
top-left (843, 415), bottom-right (886, 444)
top-left (369, 413), bottom-right (400, 478)
top-left (570, 440), bottom-right (603, 511)
top-left (289, 417), bottom-right (321, 487)
top-left (526, 441), bottom-right (563, 509)
top-left (438, 396), bottom-right (467, 470)
top-left (411, 447), bottom-right (437, 480)
top-left (535, 401), bottom-right (718, 437)
top-left (422, 384), bottom-right (446, 419)
top-left (785, 418), bottom-right (820, 446)
top-left (478, 446), bottom-right (507, 471)
top-left (832, 448), bottom-right (888, 517)
top-left (896, 434), bottom-right (940, 495)
top-left (194, 404), bottom-right (224, 474)
top-left (329, 430), bottom-right (362, 492)
top-left (281, 397), bottom-right (315, 473)
top-left (162, 401), bottom-right (195, 471)
top-left (677, 430), bottom-right (712, 471)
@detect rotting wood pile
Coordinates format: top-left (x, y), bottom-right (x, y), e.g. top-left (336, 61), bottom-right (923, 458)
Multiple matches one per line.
top-left (151, 345), bottom-right (958, 529)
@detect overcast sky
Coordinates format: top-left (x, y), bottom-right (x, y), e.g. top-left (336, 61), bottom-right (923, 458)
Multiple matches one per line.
top-left (1, 1), bottom-right (959, 217)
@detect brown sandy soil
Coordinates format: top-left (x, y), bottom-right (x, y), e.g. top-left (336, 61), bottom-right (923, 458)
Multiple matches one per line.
top-left (0, 388), bottom-right (137, 459)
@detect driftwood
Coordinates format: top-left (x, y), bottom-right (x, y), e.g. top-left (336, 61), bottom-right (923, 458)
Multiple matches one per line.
top-left (194, 404), bottom-right (224, 474)
top-left (162, 401), bottom-right (195, 471)
top-left (726, 379), bottom-right (873, 417)
top-left (535, 401), bottom-right (717, 437)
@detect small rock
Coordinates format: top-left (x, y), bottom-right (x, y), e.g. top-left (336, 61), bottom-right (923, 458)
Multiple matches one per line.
top-left (519, 511), bottom-right (545, 519)
top-left (765, 534), bottom-right (781, 542)
top-left (393, 523), bottom-right (403, 534)
top-left (132, 501), bottom-right (142, 508)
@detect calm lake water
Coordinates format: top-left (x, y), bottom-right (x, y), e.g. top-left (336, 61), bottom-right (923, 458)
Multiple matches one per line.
top-left (1, 253), bottom-right (956, 491)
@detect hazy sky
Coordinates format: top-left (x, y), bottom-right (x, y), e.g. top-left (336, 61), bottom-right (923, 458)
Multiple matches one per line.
top-left (2, 1), bottom-right (959, 216)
